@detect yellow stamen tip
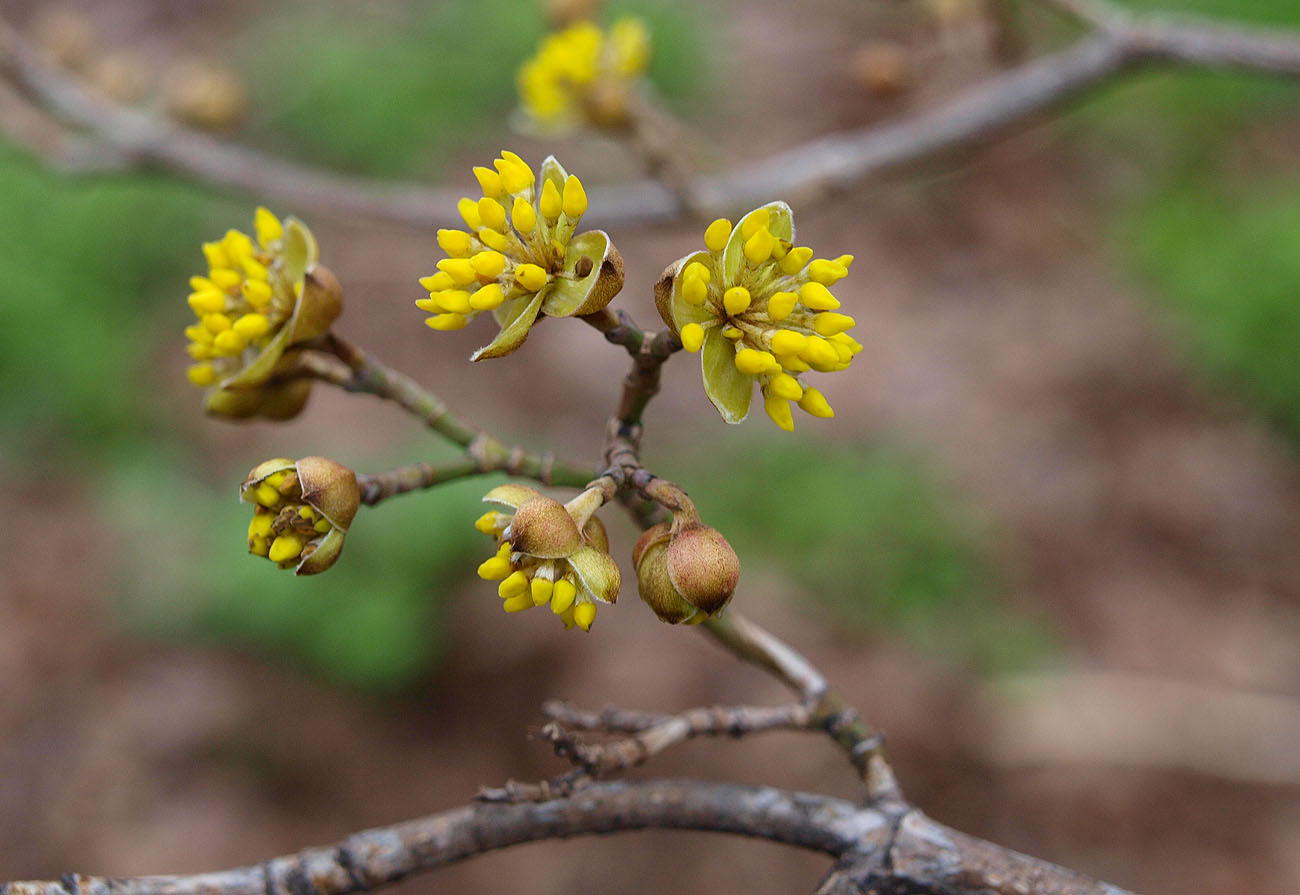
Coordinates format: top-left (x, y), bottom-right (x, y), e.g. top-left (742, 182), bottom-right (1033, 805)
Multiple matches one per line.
top-left (704, 218), bottom-right (732, 253)
top-left (684, 261), bottom-right (711, 283)
top-left (562, 175), bottom-right (587, 218)
top-left (743, 228), bottom-right (777, 265)
top-left (767, 291), bottom-right (797, 321)
top-left (680, 323), bottom-right (705, 353)
top-left (770, 329), bottom-right (808, 355)
top-left (798, 387), bottom-right (835, 418)
top-left (503, 593), bottom-right (534, 613)
top-left (425, 313), bottom-right (468, 331)
top-left (437, 229), bottom-right (473, 258)
top-left (531, 577), bottom-right (554, 606)
top-left (187, 290), bottom-right (226, 315)
top-left (477, 555), bottom-right (513, 580)
top-left (470, 283), bottom-right (505, 311)
top-left (808, 259), bottom-right (849, 285)
top-left (419, 272), bottom-right (454, 292)
top-left (232, 313), bottom-right (270, 339)
top-left (764, 394), bottom-right (795, 431)
top-left (499, 569), bottom-right (529, 598)
top-left (740, 208), bottom-right (769, 241)
top-left (477, 197), bottom-right (507, 232)
top-left (769, 372), bottom-right (804, 401)
top-left (681, 276), bottom-right (708, 306)
top-left (734, 348), bottom-right (776, 376)
top-left (511, 197), bottom-right (538, 234)
top-left (515, 263), bottom-right (550, 293)
top-left (470, 251), bottom-right (507, 279)
top-left (573, 601), bottom-right (597, 631)
top-left (723, 286), bottom-right (752, 316)
top-left (473, 166), bottom-right (504, 198)
top-left (458, 197), bottom-right (483, 230)
top-left (540, 179), bottom-right (562, 220)
top-left (799, 282), bottom-right (841, 311)
top-left (268, 533), bottom-right (306, 564)
top-left (550, 579), bottom-right (577, 614)
top-left (186, 363), bottom-right (217, 387)
top-left (254, 206), bottom-right (283, 247)
top-left (813, 312), bottom-right (856, 336)
top-left (780, 246), bottom-right (814, 276)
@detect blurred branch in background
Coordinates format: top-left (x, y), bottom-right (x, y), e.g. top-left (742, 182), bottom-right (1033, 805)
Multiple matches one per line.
top-left (5, 1), bottom-right (1300, 226)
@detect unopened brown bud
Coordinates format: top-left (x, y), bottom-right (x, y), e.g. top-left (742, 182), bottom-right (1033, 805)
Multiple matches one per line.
top-left (666, 523), bottom-right (740, 617)
top-left (851, 43), bottom-right (911, 98)
top-left (287, 265), bottom-right (344, 344)
top-left (633, 523), bottom-right (699, 624)
top-left (163, 58), bottom-right (247, 130)
top-left (508, 495), bottom-right (583, 558)
top-left (634, 522), bottom-right (740, 624)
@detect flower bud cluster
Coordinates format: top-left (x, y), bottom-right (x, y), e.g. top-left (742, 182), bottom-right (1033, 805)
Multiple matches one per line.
top-left (633, 520), bottom-right (739, 624)
top-left (516, 18), bottom-right (651, 132)
top-left (184, 208), bottom-right (341, 419)
top-left (241, 457), bottom-right (360, 575)
top-left (474, 484), bottom-right (620, 631)
top-left (656, 202), bottom-right (862, 430)
top-left (419, 152), bottom-right (623, 360)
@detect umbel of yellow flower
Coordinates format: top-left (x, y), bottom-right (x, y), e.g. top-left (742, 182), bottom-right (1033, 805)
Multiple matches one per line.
top-left (516, 18), bottom-right (651, 132)
top-left (419, 152), bottom-right (624, 360)
top-left (241, 456), bottom-right (360, 575)
top-left (184, 208), bottom-right (342, 419)
top-left (474, 483), bottom-right (620, 631)
top-left (654, 202), bottom-right (861, 431)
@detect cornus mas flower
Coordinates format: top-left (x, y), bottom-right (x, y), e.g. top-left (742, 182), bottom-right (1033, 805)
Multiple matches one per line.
top-left (516, 18), bottom-right (651, 132)
top-left (655, 202), bottom-right (862, 431)
top-left (474, 484), bottom-right (620, 632)
top-left (419, 151), bottom-right (623, 360)
top-left (241, 457), bottom-right (360, 575)
top-left (184, 208), bottom-right (342, 419)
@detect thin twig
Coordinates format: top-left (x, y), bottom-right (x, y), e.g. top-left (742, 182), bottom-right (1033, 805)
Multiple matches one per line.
top-left (355, 457), bottom-right (481, 506)
top-left (294, 343), bottom-right (597, 490)
top-left (701, 611), bottom-right (901, 803)
top-left (524, 700), bottom-right (812, 787)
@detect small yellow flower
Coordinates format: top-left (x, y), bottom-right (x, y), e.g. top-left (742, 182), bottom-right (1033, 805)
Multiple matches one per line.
top-left (241, 456), bottom-right (360, 575)
top-left (184, 208), bottom-right (342, 419)
top-left (655, 202), bottom-right (860, 430)
top-left (516, 18), bottom-right (651, 132)
top-left (419, 152), bottom-right (623, 361)
top-left (474, 483), bottom-right (620, 631)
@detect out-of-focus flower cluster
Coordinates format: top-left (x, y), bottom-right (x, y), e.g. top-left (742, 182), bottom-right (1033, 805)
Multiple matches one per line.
top-left (516, 18), bottom-right (651, 132)
top-left (183, 208), bottom-right (341, 419)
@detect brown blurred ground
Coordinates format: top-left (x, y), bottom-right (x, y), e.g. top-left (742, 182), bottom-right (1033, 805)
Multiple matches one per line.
top-left (2, 1), bottom-right (1299, 893)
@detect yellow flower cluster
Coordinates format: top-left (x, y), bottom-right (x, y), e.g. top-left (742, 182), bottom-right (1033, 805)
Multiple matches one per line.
top-left (419, 151), bottom-right (622, 360)
top-left (473, 484), bottom-right (620, 632)
top-left (241, 457), bottom-right (360, 576)
top-left (656, 202), bottom-right (861, 430)
top-left (516, 18), bottom-right (650, 131)
top-left (184, 208), bottom-right (295, 388)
